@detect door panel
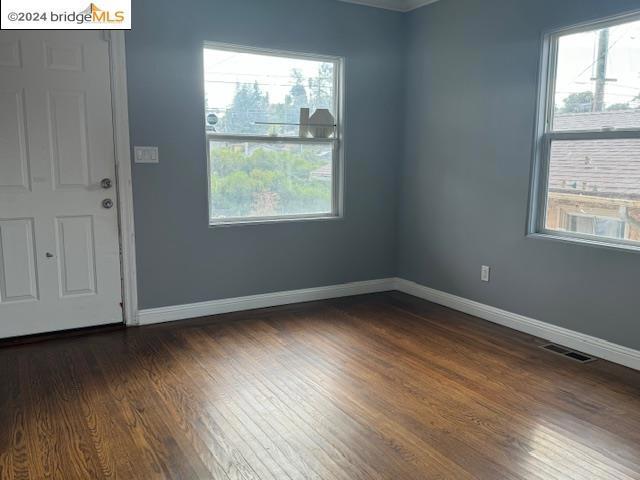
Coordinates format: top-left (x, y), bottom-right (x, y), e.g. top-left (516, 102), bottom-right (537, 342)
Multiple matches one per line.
top-left (44, 42), bottom-right (84, 72)
top-left (0, 218), bottom-right (38, 303)
top-left (0, 38), bottom-right (21, 67)
top-left (56, 216), bottom-right (96, 297)
top-left (0, 89), bottom-right (30, 190)
top-left (48, 90), bottom-right (91, 188)
top-left (0, 31), bottom-right (122, 338)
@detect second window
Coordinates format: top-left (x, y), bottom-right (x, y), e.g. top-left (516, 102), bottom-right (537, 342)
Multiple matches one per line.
top-left (533, 13), bottom-right (640, 247)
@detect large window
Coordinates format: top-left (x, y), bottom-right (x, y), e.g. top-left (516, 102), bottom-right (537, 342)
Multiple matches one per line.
top-left (203, 44), bottom-right (343, 224)
top-left (531, 13), bottom-right (640, 248)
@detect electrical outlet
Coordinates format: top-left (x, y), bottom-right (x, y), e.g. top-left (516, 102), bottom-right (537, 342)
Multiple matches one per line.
top-left (481, 265), bottom-right (490, 282)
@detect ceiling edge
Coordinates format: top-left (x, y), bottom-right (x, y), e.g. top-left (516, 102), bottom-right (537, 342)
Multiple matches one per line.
top-left (336, 0), bottom-right (441, 13)
top-left (404, 0), bottom-right (441, 12)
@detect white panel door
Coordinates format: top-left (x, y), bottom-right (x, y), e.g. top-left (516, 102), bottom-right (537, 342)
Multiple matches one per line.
top-left (0, 31), bottom-right (122, 338)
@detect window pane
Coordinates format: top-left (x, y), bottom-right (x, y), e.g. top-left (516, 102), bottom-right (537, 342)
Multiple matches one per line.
top-left (209, 140), bottom-right (333, 220)
top-left (552, 19), bottom-right (640, 131)
top-left (204, 48), bottom-right (335, 137)
top-left (544, 139), bottom-right (640, 242)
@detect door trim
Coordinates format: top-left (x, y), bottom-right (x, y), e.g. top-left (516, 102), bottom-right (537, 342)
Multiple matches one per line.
top-left (109, 31), bottom-right (138, 326)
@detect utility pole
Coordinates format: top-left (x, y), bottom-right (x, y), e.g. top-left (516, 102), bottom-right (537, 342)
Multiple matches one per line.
top-left (593, 28), bottom-right (610, 112)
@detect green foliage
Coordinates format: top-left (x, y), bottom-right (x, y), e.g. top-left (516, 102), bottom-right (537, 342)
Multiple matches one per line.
top-left (217, 81), bottom-right (269, 134)
top-left (607, 103), bottom-right (631, 111)
top-left (211, 64), bottom-right (336, 219)
top-left (217, 64), bottom-right (335, 135)
top-left (557, 92), bottom-right (640, 114)
top-left (283, 68), bottom-right (310, 125)
top-left (210, 144), bottom-right (332, 218)
top-left (560, 91), bottom-right (594, 113)
top-left (308, 63), bottom-right (334, 111)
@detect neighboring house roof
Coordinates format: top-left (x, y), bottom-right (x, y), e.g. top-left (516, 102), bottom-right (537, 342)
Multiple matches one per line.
top-left (548, 110), bottom-right (640, 200)
top-left (554, 109), bottom-right (640, 131)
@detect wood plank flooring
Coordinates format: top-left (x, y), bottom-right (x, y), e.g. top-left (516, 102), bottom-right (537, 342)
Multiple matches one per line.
top-left (1, 291), bottom-right (639, 479)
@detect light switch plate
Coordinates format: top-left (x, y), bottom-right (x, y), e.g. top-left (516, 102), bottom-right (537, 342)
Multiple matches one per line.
top-left (481, 265), bottom-right (490, 282)
top-left (134, 146), bottom-right (159, 164)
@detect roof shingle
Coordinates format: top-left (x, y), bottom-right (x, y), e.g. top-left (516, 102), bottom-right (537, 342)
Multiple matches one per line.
top-left (548, 110), bottom-right (640, 199)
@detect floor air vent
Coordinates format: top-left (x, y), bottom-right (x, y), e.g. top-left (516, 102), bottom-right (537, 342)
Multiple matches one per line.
top-left (540, 344), bottom-right (597, 363)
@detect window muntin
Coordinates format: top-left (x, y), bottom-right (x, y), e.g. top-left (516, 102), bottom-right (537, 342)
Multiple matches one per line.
top-left (534, 14), bottom-right (640, 248)
top-left (203, 44), bottom-right (342, 224)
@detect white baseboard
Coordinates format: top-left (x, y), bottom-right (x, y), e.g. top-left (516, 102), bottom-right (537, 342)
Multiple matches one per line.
top-left (138, 278), bottom-right (396, 326)
top-left (394, 278), bottom-right (640, 371)
top-left (137, 276), bottom-right (640, 371)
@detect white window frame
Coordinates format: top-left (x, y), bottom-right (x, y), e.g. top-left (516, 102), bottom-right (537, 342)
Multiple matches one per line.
top-left (528, 10), bottom-right (640, 251)
top-left (203, 42), bottom-right (345, 226)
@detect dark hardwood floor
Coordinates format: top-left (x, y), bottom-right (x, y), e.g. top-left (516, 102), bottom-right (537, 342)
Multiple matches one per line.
top-left (1, 292), bottom-right (639, 479)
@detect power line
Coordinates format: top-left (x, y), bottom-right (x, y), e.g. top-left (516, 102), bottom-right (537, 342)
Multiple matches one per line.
top-left (568, 25), bottom-right (632, 84)
top-left (603, 83), bottom-right (640, 91)
top-left (204, 68), bottom-right (332, 78)
top-left (556, 91), bottom-right (637, 98)
top-left (205, 79), bottom-right (333, 89)
top-left (204, 71), bottom-right (304, 79)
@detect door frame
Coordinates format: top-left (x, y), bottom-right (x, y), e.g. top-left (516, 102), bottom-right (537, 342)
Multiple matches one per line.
top-left (108, 30), bottom-right (138, 326)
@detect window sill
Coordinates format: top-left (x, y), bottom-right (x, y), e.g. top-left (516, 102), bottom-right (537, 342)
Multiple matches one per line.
top-left (209, 214), bottom-right (343, 228)
top-left (527, 232), bottom-right (640, 254)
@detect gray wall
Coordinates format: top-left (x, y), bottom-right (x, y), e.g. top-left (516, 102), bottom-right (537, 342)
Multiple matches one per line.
top-left (127, 0), bottom-right (640, 351)
top-left (126, 0), bottom-right (405, 309)
top-left (399, 0), bottom-right (640, 350)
